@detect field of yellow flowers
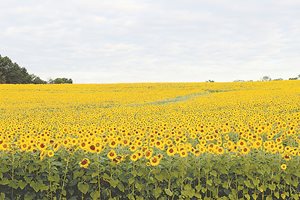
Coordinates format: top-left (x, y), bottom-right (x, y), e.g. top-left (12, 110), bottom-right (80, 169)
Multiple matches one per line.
top-left (0, 81), bottom-right (300, 200)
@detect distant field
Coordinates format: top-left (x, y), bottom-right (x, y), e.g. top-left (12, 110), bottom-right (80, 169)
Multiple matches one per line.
top-left (0, 81), bottom-right (300, 200)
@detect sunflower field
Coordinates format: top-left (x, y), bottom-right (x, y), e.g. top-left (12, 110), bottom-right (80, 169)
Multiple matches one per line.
top-left (0, 81), bottom-right (300, 200)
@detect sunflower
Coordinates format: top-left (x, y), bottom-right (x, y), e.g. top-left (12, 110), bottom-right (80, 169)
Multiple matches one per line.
top-left (240, 146), bottom-right (250, 155)
top-left (109, 140), bottom-right (117, 148)
top-left (38, 142), bottom-right (47, 151)
top-left (20, 142), bottom-right (28, 151)
top-left (237, 140), bottom-right (246, 147)
top-left (166, 147), bottom-right (177, 156)
top-left (282, 153), bottom-right (291, 161)
top-left (280, 164), bottom-right (287, 170)
top-left (40, 150), bottom-right (46, 160)
top-left (216, 147), bottom-right (224, 155)
top-left (179, 150), bottom-right (188, 158)
top-left (122, 139), bottom-right (129, 146)
top-left (47, 150), bottom-right (54, 157)
top-left (107, 149), bottom-right (117, 160)
top-left (144, 149), bottom-right (153, 159)
top-left (252, 140), bottom-right (262, 149)
top-left (112, 156), bottom-right (123, 164)
top-left (129, 145), bottom-right (137, 152)
top-left (130, 153), bottom-right (138, 162)
top-left (79, 158), bottom-right (90, 169)
top-left (150, 156), bottom-right (160, 166)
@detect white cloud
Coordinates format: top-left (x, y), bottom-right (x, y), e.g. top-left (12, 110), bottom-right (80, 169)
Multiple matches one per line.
top-left (0, 0), bottom-right (299, 83)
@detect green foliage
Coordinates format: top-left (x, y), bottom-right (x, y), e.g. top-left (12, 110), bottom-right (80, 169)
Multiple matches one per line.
top-left (30, 74), bottom-right (47, 84)
top-left (0, 151), bottom-right (299, 199)
top-left (48, 78), bottom-right (73, 84)
top-left (0, 54), bottom-right (73, 84)
top-left (0, 55), bottom-right (46, 84)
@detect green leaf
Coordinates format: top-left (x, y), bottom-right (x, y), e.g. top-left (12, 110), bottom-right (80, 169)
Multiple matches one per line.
top-left (91, 172), bottom-right (99, 178)
top-left (62, 189), bottom-right (67, 196)
top-left (195, 184), bottom-right (201, 191)
top-left (183, 184), bottom-right (195, 198)
top-left (30, 181), bottom-right (40, 192)
top-left (128, 177), bottom-right (135, 185)
top-left (253, 179), bottom-right (260, 186)
top-left (24, 176), bottom-right (33, 184)
top-left (78, 182), bottom-right (89, 194)
top-left (40, 183), bottom-right (49, 191)
top-left (274, 192), bottom-right (279, 199)
top-left (194, 193), bottom-right (201, 199)
top-left (109, 179), bottom-right (119, 188)
top-left (222, 182), bottom-right (229, 189)
top-left (90, 179), bottom-right (98, 184)
top-left (18, 180), bottom-right (27, 189)
top-left (117, 182), bottom-right (125, 192)
top-left (136, 168), bottom-right (146, 177)
top-left (269, 184), bottom-right (276, 191)
top-left (228, 194), bottom-right (235, 200)
top-left (0, 178), bottom-right (9, 185)
top-left (74, 170), bottom-right (85, 179)
top-left (291, 194), bottom-right (299, 200)
top-left (0, 193), bottom-right (5, 200)
top-left (184, 184), bottom-right (192, 191)
top-left (24, 193), bottom-right (36, 200)
top-left (266, 196), bottom-right (272, 200)
top-left (48, 174), bottom-right (60, 182)
top-left (207, 179), bottom-right (213, 186)
top-left (52, 161), bottom-right (62, 166)
top-left (9, 179), bottom-right (19, 189)
top-left (155, 173), bottom-right (164, 182)
top-left (252, 193), bottom-right (258, 200)
top-left (90, 191), bottom-right (100, 200)
top-left (244, 180), bottom-right (253, 188)
top-left (165, 188), bottom-right (173, 196)
top-left (291, 179), bottom-right (298, 187)
top-left (135, 182), bottom-right (143, 192)
top-left (238, 185), bottom-right (244, 191)
top-left (103, 173), bottom-right (110, 180)
top-left (0, 165), bottom-right (9, 173)
top-left (127, 193), bottom-right (135, 200)
top-left (210, 170), bottom-right (217, 177)
top-left (153, 187), bottom-right (162, 198)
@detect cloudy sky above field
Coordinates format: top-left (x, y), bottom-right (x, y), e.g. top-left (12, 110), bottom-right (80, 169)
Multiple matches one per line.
top-left (0, 0), bottom-right (299, 83)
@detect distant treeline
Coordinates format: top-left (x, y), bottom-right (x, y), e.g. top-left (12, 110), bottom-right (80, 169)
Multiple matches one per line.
top-left (232, 75), bottom-right (300, 82)
top-left (0, 55), bottom-right (72, 84)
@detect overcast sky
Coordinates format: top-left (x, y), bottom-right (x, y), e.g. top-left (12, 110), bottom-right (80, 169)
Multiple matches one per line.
top-left (0, 0), bottom-right (299, 83)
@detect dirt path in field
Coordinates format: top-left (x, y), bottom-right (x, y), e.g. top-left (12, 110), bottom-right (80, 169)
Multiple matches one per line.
top-left (146, 91), bottom-right (209, 105)
top-left (129, 89), bottom-right (232, 107)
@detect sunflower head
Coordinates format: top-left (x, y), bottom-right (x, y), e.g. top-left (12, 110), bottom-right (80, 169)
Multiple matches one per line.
top-left (79, 158), bottom-right (90, 168)
top-left (107, 149), bottom-right (117, 160)
top-left (281, 164), bottom-right (287, 170)
top-left (47, 150), bottom-right (54, 157)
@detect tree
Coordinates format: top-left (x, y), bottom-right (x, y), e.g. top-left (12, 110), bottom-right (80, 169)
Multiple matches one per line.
top-left (30, 74), bottom-right (47, 84)
top-left (0, 71), bottom-right (5, 83)
top-left (233, 80), bottom-right (244, 82)
top-left (288, 74), bottom-right (300, 80)
top-left (206, 80), bottom-right (215, 83)
top-left (0, 54), bottom-right (47, 84)
top-left (289, 77), bottom-right (298, 80)
top-left (48, 78), bottom-right (73, 84)
top-left (262, 76), bottom-right (271, 81)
